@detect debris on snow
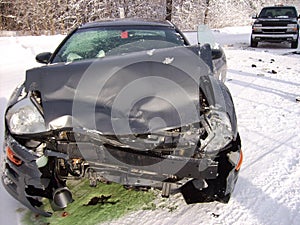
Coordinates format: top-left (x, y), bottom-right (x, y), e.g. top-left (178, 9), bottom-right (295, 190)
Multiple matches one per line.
top-left (83, 195), bottom-right (119, 206)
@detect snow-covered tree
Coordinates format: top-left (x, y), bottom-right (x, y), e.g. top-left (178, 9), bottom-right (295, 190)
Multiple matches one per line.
top-left (1, 0), bottom-right (300, 34)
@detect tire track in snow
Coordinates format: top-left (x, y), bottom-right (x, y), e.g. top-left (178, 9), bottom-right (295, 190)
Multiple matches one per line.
top-left (220, 48), bottom-right (300, 225)
top-left (215, 176), bottom-right (296, 225)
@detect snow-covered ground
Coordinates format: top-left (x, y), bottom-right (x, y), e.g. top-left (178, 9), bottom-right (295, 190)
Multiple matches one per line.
top-left (0, 27), bottom-right (300, 225)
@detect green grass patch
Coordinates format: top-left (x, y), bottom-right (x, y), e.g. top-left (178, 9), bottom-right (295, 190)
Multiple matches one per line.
top-left (22, 180), bottom-right (157, 225)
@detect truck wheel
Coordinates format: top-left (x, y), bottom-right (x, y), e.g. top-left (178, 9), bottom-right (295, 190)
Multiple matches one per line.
top-left (250, 38), bottom-right (258, 47)
top-left (291, 39), bottom-right (298, 49)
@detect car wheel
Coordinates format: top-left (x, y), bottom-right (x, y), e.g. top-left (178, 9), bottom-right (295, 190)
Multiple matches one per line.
top-left (291, 39), bottom-right (298, 49)
top-left (180, 151), bottom-right (236, 204)
top-left (180, 135), bottom-right (241, 204)
top-left (250, 38), bottom-right (258, 47)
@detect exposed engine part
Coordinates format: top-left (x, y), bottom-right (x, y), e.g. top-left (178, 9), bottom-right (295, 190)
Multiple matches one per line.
top-left (51, 187), bottom-right (73, 210)
top-left (88, 168), bottom-right (98, 187)
top-left (161, 182), bottom-right (172, 198)
top-left (87, 168), bottom-right (111, 187)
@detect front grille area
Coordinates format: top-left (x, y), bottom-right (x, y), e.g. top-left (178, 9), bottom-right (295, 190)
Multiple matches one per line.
top-left (262, 29), bottom-right (287, 33)
top-left (261, 21), bottom-right (290, 27)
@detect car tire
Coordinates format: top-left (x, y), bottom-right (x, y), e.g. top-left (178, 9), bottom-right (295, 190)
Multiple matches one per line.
top-left (180, 151), bottom-right (237, 204)
top-left (291, 39), bottom-right (298, 49)
top-left (180, 135), bottom-right (241, 204)
top-left (250, 38), bottom-right (258, 47)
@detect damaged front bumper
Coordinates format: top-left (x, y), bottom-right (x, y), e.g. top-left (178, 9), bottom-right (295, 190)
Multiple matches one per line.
top-left (2, 136), bottom-right (54, 216)
top-left (1, 129), bottom-right (241, 216)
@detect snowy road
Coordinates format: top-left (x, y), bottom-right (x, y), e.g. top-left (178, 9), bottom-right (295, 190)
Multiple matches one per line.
top-left (0, 28), bottom-right (299, 225)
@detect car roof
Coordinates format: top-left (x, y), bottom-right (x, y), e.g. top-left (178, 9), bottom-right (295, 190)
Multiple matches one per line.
top-left (79, 18), bottom-right (175, 30)
top-left (262, 5), bottom-right (297, 10)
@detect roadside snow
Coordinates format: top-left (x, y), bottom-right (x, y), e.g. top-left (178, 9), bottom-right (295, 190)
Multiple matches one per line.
top-left (0, 35), bottom-right (64, 225)
top-left (0, 27), bottom-right (299, 225)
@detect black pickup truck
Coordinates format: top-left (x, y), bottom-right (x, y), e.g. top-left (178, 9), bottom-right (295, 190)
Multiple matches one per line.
top-left (251, 5), bottom-right (300, 48)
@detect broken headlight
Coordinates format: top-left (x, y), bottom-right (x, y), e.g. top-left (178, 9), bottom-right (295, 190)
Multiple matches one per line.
top-left (200, 108), bottom-right (234, 154)
top-left (6, 97), bottom-right (47, 134)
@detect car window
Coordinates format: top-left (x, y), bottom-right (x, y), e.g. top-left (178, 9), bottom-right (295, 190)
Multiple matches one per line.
top-left (52, 27), bottom-right (186, 63)
top-left (259, 7), bottom-right (297, 18)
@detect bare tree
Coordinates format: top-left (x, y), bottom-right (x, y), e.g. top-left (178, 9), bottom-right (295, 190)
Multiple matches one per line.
top-left (166, 0), bottom-right (172, 21)
top-left (204, 0), bottom-right (210, 25)
top-left (1, 0), bottom-right (300, 34)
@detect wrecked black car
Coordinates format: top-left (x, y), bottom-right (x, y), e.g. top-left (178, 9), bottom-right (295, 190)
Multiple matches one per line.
top-left (2, 19), bottom-right (242, 216)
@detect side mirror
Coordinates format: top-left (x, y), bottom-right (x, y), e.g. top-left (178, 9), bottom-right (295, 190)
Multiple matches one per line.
top-left (36, 52), bottom-right (52, 64)
top-left (252, 14), bottom-right (257, 19)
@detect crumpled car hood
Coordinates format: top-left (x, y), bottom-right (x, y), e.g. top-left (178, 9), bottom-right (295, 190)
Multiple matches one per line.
top-left (25, 46), bottom-right (211, 135)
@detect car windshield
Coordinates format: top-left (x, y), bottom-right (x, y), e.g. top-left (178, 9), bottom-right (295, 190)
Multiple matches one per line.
top-left (259, 7), bottom-right (297, 19)
top-left (52, 26), bottom-right (186, 63)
